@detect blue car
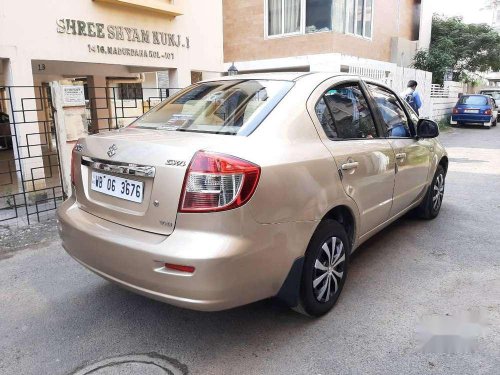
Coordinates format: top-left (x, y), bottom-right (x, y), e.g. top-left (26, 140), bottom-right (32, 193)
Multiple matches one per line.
top-left (450, 94), bottom-right (498, 129)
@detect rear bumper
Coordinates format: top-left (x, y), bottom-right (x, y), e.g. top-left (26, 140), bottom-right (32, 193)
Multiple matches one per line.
top-left (451, 114), bottom-right (492, 124)
top-left (57, 198), bottom-right (314, 311)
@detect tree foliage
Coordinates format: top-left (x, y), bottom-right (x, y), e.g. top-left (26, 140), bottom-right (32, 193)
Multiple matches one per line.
top-left (413, 15), bottom-right (500, 84)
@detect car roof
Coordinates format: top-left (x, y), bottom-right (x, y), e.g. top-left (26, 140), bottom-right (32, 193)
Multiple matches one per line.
top-left (201, 72), bottom-right (358, 83)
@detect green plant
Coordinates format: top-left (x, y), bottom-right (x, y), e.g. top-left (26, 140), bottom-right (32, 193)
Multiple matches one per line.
top-left (413, 15), bottom-right (500, 84)
top-left (438, 116), bottom-right (451, 132)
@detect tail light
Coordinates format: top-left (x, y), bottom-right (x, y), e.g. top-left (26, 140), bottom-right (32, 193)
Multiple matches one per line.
top-left (165, 263), bottom-right (195, 273)
top-left (452, 107), bottom-right (459, 114)
top-left (70, 144), bottom-right (77, 186)
top-left (179, 151), bottom-right (261, 213)
top-left (485, 109), bottom-right (492, 115)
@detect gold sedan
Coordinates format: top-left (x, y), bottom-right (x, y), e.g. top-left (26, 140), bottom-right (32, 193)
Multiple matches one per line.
top-left (57, 73), bottom-right (448, 316)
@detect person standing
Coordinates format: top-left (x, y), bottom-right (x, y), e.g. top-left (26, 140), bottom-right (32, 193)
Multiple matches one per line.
top-left (401, 80), bottom-right (422, 115)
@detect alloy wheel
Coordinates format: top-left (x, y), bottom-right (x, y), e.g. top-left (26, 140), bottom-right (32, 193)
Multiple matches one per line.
top-left (432, 174), bottom-right (445, 211)
top-left (312, 237), bottom-right (346, 303)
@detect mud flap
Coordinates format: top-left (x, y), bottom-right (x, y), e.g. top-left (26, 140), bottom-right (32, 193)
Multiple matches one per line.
top-left (276, 257), bottom-right (304, 308)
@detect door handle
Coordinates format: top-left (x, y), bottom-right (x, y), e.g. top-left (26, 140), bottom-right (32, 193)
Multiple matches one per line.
top-left (395, 153), bottom-right (407, 161)
top-left (341, 161), bottom-right (359, 170)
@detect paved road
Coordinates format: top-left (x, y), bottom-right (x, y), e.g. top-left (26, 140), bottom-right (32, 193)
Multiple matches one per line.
top-left (1, 126), bottom-right (499, 375)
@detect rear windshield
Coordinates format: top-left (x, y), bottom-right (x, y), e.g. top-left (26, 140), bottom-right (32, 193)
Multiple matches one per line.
top-left (480, 91), bottom-right (500, 100)
top-left (130, 79), bottom-right (294, 135)
top-left (458, 95), bottom-right (488, 106)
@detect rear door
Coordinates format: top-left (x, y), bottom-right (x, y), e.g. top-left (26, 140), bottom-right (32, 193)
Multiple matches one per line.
top-left (309, 79), bottom-right (396, 236)
top-left (365, 83), bottom-right (432, 217)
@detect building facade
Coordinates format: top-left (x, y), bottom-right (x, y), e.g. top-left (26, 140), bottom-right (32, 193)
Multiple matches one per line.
top-left (1, 0), bottom-right (223, 88)
top-left (223, 0), bottom-right (432, 72)
top-left (0, 0), bottom-right (223, 224)
top-left (484, 0), bottom-right (500, 32)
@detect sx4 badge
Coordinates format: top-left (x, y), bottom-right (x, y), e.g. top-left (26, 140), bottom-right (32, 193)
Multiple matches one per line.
top-left (165, 160), bottom-right (186, 167)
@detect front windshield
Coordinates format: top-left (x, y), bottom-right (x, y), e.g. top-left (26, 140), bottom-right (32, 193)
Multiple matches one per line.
top-left (130, 79), bottom-right (293, 135)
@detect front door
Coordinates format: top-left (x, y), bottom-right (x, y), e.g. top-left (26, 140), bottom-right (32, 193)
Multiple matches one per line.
top-left (310, 80), bottom-right (396, 236)
top-left (365, 83), bottom-right (432, 217)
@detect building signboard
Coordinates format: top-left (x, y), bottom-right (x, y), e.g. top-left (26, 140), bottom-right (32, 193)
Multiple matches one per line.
top-left (56, 18), bottom-right (190, 61)
top-left (62, 85), bottom-right (86, 107)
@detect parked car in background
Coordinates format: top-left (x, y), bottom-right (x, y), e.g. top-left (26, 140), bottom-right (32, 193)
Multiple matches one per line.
top-left (479, 89), bottom-right (500, 115)
top-left (58, 73), bottom-right (448, 317)
top-left (450, 94), bottom-right (498, 129)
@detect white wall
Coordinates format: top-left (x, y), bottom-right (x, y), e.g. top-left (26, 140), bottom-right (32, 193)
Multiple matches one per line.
top-left (428, 81), bottom-right (465, 121)
top-left (223, 52), bottom-right (434, 118)
top-left (0, 0), bottom-right (224, 87)
top-left (429, 98), bottom-right (458, 121)
top-left (418, 0), bottom-right (433, 50)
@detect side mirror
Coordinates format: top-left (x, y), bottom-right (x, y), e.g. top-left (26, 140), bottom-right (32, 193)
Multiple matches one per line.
top-left (416, 119), bottom-right (439, 138)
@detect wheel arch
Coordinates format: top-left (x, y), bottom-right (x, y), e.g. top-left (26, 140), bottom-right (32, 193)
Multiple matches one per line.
top-left (439, 155), bottom-right (449, 175)
top-left (276, 204), bottom-right (357, 308)
top-left (320, 205), bottom-right (356, 249)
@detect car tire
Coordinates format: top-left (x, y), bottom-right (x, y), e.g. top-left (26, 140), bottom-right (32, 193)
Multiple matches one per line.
top-left (416, 165), bottom-right (445, 220)
top-left (297, 220), bottom-right (350, 317)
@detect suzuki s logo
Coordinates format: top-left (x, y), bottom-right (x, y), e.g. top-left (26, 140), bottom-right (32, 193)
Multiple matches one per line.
top-left (165, 160), bottom-right (187, 167)
top-left (107, 144), bottom-right (117, 157)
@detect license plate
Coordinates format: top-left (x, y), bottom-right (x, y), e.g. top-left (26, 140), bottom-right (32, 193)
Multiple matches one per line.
top-left (464, 109), bottom-right (479, 113)
top-left (91, 171), bottom-right (144, 203)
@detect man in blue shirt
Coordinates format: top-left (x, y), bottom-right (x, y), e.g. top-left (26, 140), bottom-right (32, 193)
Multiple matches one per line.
top-left (402, 80), bottom-right (422, 115)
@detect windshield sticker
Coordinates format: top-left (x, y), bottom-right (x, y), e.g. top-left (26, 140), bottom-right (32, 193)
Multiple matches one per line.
top-left (164, 114), bottom-right (193, 127)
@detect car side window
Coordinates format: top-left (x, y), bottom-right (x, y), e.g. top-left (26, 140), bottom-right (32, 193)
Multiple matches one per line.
top-left (315, 83), bottom-right (378, 140)
top-left (367, 84), bottom-right (412, 138)
top-left (401, 98), bottom-right (419, 128)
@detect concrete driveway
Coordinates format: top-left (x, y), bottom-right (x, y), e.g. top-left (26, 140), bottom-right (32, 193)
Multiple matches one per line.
top-left (1, 126), bottom-right (499, 375)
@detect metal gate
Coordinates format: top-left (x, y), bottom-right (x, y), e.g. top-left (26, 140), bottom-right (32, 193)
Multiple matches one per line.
top-left (0, 85), bottom-right (64, 224)
top-left (0, 83), bottom-right (181, 224)
top-left (84, 85), bottom-right (181, 133)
